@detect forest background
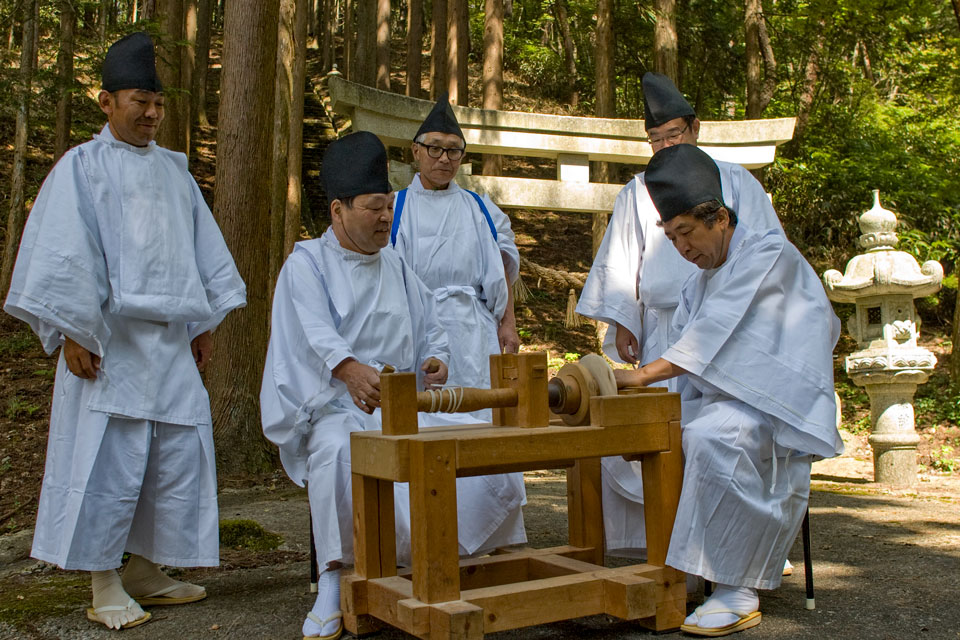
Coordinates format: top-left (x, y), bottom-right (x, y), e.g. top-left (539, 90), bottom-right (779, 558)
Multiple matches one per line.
top-left (0, 0), bottom-right (958, 517)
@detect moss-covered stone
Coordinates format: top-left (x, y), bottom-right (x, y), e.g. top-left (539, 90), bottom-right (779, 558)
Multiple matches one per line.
top-left (219, 519), bottom-right (283, 551)
top-left (0, 574), bottom-right (89, 630)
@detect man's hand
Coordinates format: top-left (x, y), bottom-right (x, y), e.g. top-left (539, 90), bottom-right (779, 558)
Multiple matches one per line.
top-left (498, 317), bottom-right (520, 354)
top-left (499, 270), bottom-right (521, 354)
top-left (63, 337), bottom-right (100, 379)
top-left (191, 331), bottom-right (213, 373)
top-left (332, 358), bottom-right (381, 414)
top-left (615, 358), bottom-right (686, 389)
top-left (614, 322), bottom-right (640, 365)
top-left (614, 368), bottom-right (643, 389)
top-left (421, 357), bottom-right (448, 388)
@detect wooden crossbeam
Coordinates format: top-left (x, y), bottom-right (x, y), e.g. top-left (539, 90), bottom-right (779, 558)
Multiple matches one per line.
top-left (350, 417), bottom-right (678, 482)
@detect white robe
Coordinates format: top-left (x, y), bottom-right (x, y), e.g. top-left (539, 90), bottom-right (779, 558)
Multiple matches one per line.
top-left (4, 124), bottom-right (246, 570)
top-left (393, 175), bottom-right (519, 398)
top-left (575, 161), bottom-right (783, 552)
top-left (260, 230), bottom-right (526, 569)
top-left (662, 223), bottom-right (843, 589)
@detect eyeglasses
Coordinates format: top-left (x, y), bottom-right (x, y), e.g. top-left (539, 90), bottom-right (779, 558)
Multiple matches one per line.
top-left (648, 124), bottom-right (690, 146)
top-left (417, 142), bottom-right (465, 161)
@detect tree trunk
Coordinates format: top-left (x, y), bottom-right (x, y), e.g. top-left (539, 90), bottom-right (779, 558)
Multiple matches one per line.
top-left (286, 0), bottom-right (308, 261)
top-left (209, 0), bottom-right (279, 474)
top-left (554, 0), bottom-right (578, 108)
top-left (794, 25), bottom-right (824, 140)
top-left (155, 0), bottom-right (188, 153)
top-left (482, 0), bottom-right (503, 176)
top-left (183, 0), bottom-right (198, 141)
top-left (344, 0), bottom-right (354, 79)
top-left (193, 0), bottom-right (214, 127)
top-left (949, 9), bottom-right (960, 378)
top-left (271, 0), bottom-right (307, 292)
top-left (593, 0), bottom-right (615, 257)
top-left (406, 0), bottom-right (423, 97)
top-left (98, 0), bottom-right (108, 41)
top-left (322, 0), bottom-right (334, 72)
top-left (447, 0), bottom-right (468, 104)
top-left (54, 0), bottom-right (76, 163)
top-left (375, 0), bottom-right (390, 90)
top-left (271, 0), bottom-right (295, 294)
top-left (355, 0), bottom-right (375, 86)
top-left (745, 0), bottom-right (776, 119)
top-left (1, 0), bottom-right (39, 301)
top-left (653, 0), bottom-right (677, 81)
top-left (430, 0), bottom-right (447, 98)
top-left (952, 265), bottom-right (960, 382)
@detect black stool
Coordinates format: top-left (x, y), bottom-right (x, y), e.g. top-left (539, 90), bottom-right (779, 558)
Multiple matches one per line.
top-left (704, 508), bottom-right (814, 609)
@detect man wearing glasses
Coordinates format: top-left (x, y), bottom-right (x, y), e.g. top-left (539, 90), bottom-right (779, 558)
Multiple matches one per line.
top-left (393, 95), bottom-right (522, 402)
top-left (576, 72), bottom-right (785, 559)
top-left (389, 94), bottom-right (528, 553)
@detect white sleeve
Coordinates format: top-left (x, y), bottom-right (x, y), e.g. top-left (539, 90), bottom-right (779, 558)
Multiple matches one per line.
top-left (483, 194), bottom-right (520, 284)
top-left (576, 179), bottom-right (644, 340)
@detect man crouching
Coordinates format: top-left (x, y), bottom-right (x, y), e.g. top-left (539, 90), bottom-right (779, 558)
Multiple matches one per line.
top-left (615, 144), bottom-right (843, 637)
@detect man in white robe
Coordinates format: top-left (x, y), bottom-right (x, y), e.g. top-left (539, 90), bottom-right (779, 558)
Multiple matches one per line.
top-left (260, 131), bottom-right (526, 640)
top-left (392, 94), bottom-right (521, 401)
top-left (391, 96), bottom-right (528, 557)
top-left (576, 72), bottom-right (784, 555)
top-left (3, 32), bottom-right (246, 631)
top-left (613, 144), bottom-right (843, 637)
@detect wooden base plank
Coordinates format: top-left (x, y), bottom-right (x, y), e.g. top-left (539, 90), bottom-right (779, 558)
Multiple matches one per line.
top-left (603, 574), bottom-right (657, 620)
top-left (430, 601), bottom-right (485, 640)
top-left (463, 571), bottom-right (607, 633)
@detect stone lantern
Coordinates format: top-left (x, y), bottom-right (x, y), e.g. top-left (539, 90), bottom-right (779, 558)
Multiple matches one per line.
top-left (823, 191), bottom-right (943, 486)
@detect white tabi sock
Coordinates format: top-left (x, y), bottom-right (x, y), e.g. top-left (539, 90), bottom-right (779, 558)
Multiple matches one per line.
top-left (121, 554), bottom-right (205, 600)
top-left (91, 569), bottom-right (146, 630)
top-left (303, 567), bottom-right (341, 638)
top-left (684, 584), bottom-right (759, 630)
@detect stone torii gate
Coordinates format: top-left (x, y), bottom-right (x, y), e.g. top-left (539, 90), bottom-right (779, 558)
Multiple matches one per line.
top-left (326, 74), bottom-right (795, 223)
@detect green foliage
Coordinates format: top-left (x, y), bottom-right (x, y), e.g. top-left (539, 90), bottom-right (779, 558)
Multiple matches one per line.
top-left (930, 445), bottom-right (958, 474)
top-left (563, 351), bottom-right (579, 362)
top-left (0, 331), bottom-right (37, 358)
top-left (218, 519), bottom-right (282, 551)
top-left (5, 395), bottom-right (40, 419)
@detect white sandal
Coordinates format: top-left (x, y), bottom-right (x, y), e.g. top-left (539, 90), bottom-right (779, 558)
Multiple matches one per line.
top-left (85, 597), bottom-right (152, 630)
top-left (681, 606), bottom-right (761, 637)
top-left (304, 610), bottom-right (343, 640)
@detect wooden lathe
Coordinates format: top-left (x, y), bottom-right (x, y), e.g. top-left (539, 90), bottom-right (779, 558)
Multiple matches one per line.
top-left (344, 351), bottom-right (685, 638)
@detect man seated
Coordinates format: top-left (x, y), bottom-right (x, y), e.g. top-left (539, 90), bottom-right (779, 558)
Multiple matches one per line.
top-left (614, 144), bottom-right (843, 637)
top-left (260, 131), bottom-right (526, 640)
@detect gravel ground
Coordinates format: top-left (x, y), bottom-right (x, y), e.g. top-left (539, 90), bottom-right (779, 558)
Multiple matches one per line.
top-left (2, 436), bottom-right (959, 640)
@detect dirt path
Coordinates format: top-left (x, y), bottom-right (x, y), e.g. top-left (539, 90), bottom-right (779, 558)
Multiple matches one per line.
top-left (2, 436), bottom-right (959, 640)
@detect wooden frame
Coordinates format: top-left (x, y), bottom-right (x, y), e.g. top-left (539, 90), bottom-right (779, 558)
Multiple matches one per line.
top-left (344, 352), bottom-right (686, 638)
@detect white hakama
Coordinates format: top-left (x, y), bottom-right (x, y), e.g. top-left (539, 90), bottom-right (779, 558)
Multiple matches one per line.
top-left (5, 124), bottom-right (245, 570)
top-left (576, 163), bottom-right (782, 553)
